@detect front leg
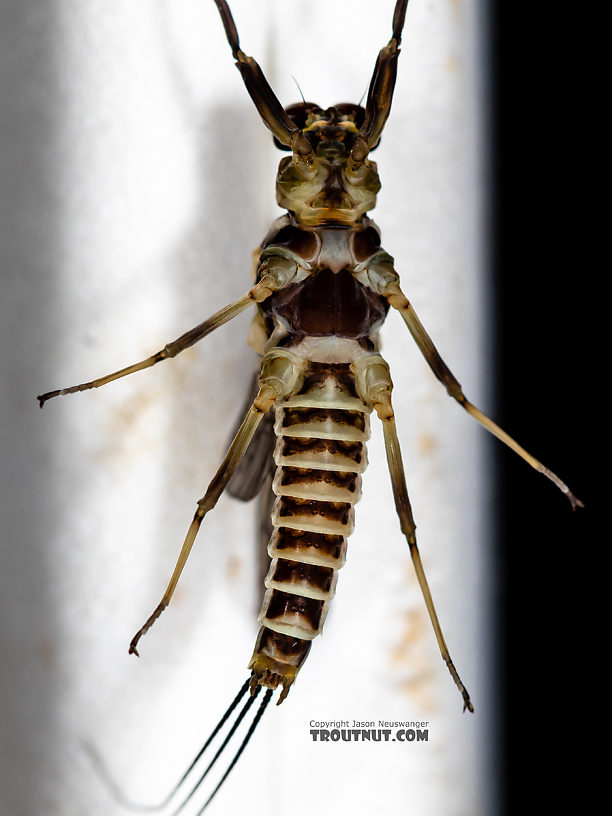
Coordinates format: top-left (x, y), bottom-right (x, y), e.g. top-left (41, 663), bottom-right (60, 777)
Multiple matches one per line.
top-left (37, 271), bottom-right (293, 409)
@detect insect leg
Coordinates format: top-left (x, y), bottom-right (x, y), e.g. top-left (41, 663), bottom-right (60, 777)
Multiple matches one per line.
top-left (357, 355), bottom-right (473, 712)
top-left (212, 0), bottom-right (314, 160)
top-left (129, 348), bottom-right (305, 655)
top-left (382, 412), bottom-right (473, 712)
top-left (37, 272), bottom-right (282, 408)
top-left (351, 0), bottom-right (411, 163)
top-left (367, 266), bottom-right (582, 508)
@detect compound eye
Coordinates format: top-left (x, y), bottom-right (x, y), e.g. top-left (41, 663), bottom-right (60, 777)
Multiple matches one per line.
top-left (285, 102), bottom-right (323, 130)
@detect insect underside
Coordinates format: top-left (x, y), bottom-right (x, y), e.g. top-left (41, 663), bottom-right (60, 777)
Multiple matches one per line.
top-left (38, 0), bottom-right (582, 812)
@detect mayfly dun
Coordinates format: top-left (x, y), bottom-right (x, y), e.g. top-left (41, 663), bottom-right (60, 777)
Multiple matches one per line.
top-left (37, 0), bottom-right (581, 812)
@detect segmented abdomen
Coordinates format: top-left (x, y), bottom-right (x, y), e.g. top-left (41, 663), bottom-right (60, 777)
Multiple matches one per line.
top-left (248, 360), bottom-right (370, 701)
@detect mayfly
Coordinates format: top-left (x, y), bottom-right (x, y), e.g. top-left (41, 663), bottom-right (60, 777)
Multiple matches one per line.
top-left (38, 0), bottom-right (581, 811)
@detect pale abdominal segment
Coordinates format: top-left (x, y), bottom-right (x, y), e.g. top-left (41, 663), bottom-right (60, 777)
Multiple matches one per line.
top-left (251, 351), bottom-right (376, 701)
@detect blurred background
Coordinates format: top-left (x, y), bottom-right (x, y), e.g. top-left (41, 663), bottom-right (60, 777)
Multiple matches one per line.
top-left (0, 1), bottom-right (592, 814)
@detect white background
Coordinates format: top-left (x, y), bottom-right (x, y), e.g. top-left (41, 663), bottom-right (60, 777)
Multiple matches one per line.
top-left (1, 1), bottom-right (493, 814)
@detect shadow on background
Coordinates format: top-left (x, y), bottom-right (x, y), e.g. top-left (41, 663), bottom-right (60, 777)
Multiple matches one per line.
top-left (0, 5), bottom-right (64, 813)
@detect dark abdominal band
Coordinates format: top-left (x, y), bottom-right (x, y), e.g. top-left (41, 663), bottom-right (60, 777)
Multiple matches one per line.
top-left (248, 362), bottom-right (370, 695)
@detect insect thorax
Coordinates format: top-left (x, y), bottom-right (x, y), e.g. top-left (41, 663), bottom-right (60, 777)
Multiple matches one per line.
top-left (275, 154), bottom-right (381, 227)
top-left (252, 216), bottom-right (392, 358)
